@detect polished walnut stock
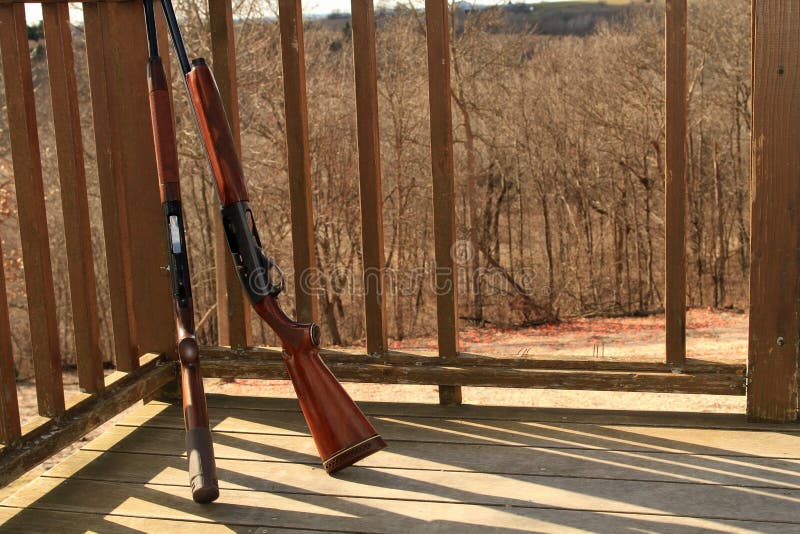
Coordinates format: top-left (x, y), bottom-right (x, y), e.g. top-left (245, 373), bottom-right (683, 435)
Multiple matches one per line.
top-left (147, 54), bottom-right (219, 503)
top-left (184, 60), bottom-right (386, 473)
top-left (254, 297), bottom-right (386, 472)
top-left (185, 62), bottom-right (248, 207)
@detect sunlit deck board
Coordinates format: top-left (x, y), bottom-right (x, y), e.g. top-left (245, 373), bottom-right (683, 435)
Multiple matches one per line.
top-left (2, 395), bottom-right (800, 532)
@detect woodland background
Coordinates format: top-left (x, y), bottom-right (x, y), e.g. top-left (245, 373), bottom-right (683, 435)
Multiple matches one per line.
top-left (0, 0), bottom-right (751, 376)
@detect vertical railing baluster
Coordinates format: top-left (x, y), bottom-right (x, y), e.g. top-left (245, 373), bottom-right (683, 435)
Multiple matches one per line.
top-left (0, 3), bottom-right (65, 417)
top-left (83, 1), bottom-right (138, 370)
top-left (351, 0), bottom-right (387, 355)
top-left (425, 0), bottom-right (461, 405)
top-left (0, 235), bottom-right (20, 442)
top-left (277, 0), bottom-right (318, 324)
top-left (665, 0), bottom-right (687, 366)
top-left (43, 2), bottom-right (104, 393)
top-left (208, 0), bottom-right (253, 347)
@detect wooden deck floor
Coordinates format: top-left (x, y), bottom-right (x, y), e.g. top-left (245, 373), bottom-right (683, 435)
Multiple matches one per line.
top-left (2, 395), bottom-right (800, 532)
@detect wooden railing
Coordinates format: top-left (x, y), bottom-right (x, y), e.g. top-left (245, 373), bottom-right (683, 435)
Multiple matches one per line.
top-left (0, 0), bottom-right (796, 488)
top-left (0, 0), bottom-right (176, 484)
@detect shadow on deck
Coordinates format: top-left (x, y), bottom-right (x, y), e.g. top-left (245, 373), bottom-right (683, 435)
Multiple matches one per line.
top-left (1, 395), bottom-right (800, 532)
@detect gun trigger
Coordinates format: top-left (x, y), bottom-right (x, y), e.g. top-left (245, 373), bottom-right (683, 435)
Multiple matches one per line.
top-left (257, 249), bottom-right (285, 295)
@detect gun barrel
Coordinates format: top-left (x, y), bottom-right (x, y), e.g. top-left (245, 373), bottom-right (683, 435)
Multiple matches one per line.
top-left (159, 0), bottom-right (191, 76)
top-left (143, 0), bottom-right (159, 58)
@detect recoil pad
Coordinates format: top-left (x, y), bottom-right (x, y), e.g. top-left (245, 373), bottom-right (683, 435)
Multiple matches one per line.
top-left (186, 427), bottom-right (219, 503)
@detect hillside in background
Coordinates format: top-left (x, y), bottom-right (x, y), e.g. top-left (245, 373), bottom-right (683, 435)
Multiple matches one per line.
top-left (478, 0), bottom-right (652, 35)
top-left (314, 0), bottom-right (651, 36)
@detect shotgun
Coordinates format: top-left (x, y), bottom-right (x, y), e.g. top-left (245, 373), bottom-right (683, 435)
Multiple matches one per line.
top-left (143, 0), bottom-right (218, 502)
top-left (157, 0), bottom-right (386, 473)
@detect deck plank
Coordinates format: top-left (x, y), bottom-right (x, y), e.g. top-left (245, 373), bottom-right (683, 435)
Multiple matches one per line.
top-left (3, 395), bottom-right (800, 532)
top-left (0, 506), bottom-right (793, 534)
top-left (4, 476), bottom-right (800, 529)
top-left (120, 402), bottom-right (800, 458)
top-left (0, 507), bottom-right (304, 533)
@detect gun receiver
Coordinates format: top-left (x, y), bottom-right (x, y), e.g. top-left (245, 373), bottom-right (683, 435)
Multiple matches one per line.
top-left (144, 0), bottom-right (218, 503)
top-left (159, 0), bottom-right (385, 472)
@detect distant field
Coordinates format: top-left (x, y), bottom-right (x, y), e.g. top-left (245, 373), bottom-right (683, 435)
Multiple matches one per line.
top-left (382, 307), bottom-right (747, 364)
top-left (531, 0), bottom-right (644, 9)
top-left (515, 0), bottom-right (650, 34)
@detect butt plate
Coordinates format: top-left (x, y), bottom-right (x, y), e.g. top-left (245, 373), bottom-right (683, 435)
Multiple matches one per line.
top-left (322, 434), bottom-right (387, 475)
top-left (186, 427), bottom-right (219, 503)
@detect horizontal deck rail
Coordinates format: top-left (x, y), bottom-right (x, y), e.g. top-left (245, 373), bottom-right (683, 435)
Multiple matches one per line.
top-left (199, 346), bottom-right (746, 396)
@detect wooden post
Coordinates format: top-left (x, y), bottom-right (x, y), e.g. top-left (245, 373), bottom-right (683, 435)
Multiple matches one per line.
top-left (84, 1), bottom-right (174, 368)
top-left (277, 0), bottom-right (319, 325)
top-left (0, 4), bottom-right (65, 417)
top-left (0, 237), bottom-right (20, 443)
top-left (83, 1), bottom-right (138, 370)
top-left (748, 0), bottom-right (800, 422)
top-left (208, 0), bottom-right (252, 348)
top-left (43, 3), bottom-right (104, 394)
top-left (425, 0), bottom-right (461, 405)
top-left (664, 0), bottom-right (687, 367)
top-left (351, 0), bottom-right (388, 354)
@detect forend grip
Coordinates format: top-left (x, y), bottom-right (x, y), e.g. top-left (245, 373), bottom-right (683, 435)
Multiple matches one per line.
top-left (147, 57), bottom-right (180, 204)
top-left (185, 59), bottom-right (249, 207)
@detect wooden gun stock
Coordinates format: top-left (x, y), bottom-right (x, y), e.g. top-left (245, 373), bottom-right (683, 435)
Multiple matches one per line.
top-left (147, 54), bottom-right (218, 503)
top-left (254, 297), bottom-right (386, 472)
top-left (185, 61), bottom-right (386, 473)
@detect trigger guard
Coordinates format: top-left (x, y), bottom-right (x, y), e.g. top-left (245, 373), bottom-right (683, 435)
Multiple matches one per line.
top-left (258, 250), bottom-right (285, 296)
